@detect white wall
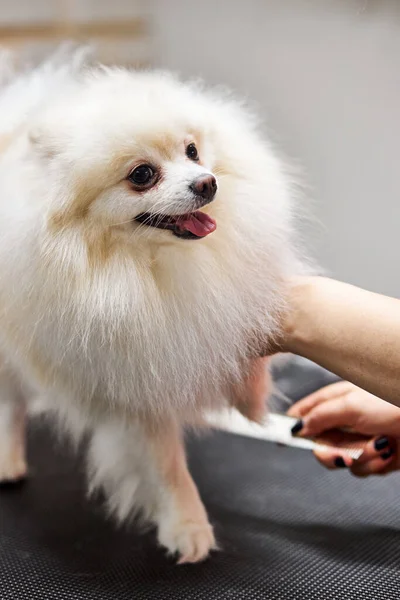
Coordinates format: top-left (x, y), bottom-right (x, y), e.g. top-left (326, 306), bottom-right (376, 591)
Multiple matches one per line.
top-left (0, 0), bottom-right (150, 66)
top-left (150, 0), bottom-right (400, 296)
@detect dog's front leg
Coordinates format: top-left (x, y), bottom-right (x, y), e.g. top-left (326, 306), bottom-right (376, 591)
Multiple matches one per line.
top-left (88, 418), bottom-right (216, 564)
top-left (149, 420), bottom-right (216, 564)
top-left (0, 369), bottom-right (27, 484)
top-left (228, 357), bottom-right (271, 424)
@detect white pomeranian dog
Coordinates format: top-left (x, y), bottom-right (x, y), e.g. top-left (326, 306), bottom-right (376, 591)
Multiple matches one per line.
top-left (0, 47), bottom-right (308, 563)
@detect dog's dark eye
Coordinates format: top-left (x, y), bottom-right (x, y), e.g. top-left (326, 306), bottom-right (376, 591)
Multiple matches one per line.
top-left (186, 143), bottom-right (199, 162)
top-left (128, 165), bottom-right (155, 186)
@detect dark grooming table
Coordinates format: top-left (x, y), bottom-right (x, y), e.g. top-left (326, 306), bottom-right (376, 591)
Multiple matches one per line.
top-left (1, 358), bottom-right (400, 599)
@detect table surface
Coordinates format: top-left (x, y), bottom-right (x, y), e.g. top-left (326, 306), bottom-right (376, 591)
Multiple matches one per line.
top-left (1, 359), bottom-right (399, 600)
top-left (1, 416), bottom-right (400, 600)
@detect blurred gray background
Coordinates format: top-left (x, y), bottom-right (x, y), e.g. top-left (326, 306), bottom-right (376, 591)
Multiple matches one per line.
top-left (151, 0), bottom-right (400, 297)
top-left (1, 0), bottom-right (400, 296)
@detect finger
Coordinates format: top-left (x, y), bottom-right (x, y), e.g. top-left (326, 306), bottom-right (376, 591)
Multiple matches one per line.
top-left (292, 396), bottom-right (359, 437)
top-left (287, 382), bottom-right (354, 418)
top-left (351, 451), bottom-right (395, 477)
top-left (313, 447), bottom-right (353, 470)
top-left (355, 436), bottom-right (390, 464)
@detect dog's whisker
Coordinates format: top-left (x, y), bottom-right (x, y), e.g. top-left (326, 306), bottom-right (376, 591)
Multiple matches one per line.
top-left (110, 218), bottom-right (136, 227)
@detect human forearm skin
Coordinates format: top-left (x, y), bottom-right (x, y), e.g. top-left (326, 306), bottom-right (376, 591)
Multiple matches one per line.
top-left (284, 277), bottom-right (400, 408)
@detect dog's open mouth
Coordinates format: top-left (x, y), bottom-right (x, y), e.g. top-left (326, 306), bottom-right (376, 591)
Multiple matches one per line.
top-left (134, 210), bottom-right (217, 240)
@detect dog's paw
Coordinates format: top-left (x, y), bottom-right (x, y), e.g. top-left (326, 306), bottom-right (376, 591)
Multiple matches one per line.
top-left (0, 454), bottom-right (27, 485)
top-left (158, 519), bottom-right (217, 564)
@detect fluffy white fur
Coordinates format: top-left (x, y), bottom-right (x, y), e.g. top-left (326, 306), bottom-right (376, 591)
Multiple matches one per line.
top-left (0, 47), bottom-right (308, 563)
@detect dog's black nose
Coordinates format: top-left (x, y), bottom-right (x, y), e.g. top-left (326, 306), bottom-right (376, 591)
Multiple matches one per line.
top-left (189, 174), bottom-right (217, 202)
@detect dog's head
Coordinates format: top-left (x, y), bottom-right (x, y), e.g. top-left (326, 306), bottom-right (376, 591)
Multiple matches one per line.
top-left (29, 70), bottom-right (250, 259)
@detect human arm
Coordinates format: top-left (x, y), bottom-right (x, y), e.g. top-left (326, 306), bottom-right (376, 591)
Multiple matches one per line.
top-left (281, 277), bottom-right (400, 408)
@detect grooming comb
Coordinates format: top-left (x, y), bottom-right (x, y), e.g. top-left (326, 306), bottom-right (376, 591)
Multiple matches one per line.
top-left (206, 410), bottom-right (366, 460)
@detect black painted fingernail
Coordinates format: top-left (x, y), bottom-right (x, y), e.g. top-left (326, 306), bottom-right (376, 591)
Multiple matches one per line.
top-left (334, 457), bottom-right (347, 468)
top-left (381, 449), bottom-right (393, 460)
top-left (374, 437), bottom-right (389, 451)
top-left (291, 419), bottom-right (303, 435)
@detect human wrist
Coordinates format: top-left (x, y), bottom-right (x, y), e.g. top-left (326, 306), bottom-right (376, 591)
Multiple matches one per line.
top-left (390, 408), bottom-right (400, 438)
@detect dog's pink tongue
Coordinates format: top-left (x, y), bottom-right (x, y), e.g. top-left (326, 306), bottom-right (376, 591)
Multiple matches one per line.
top-left (178, 211), bottom-right (217, 237)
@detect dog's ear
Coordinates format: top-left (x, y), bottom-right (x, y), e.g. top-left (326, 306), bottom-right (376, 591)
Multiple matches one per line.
top-left (29, 126), bottom-right (60, 159)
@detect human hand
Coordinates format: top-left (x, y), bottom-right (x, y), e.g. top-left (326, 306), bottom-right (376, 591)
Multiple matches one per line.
top-left (288, 382), bottom-right (400, 477)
